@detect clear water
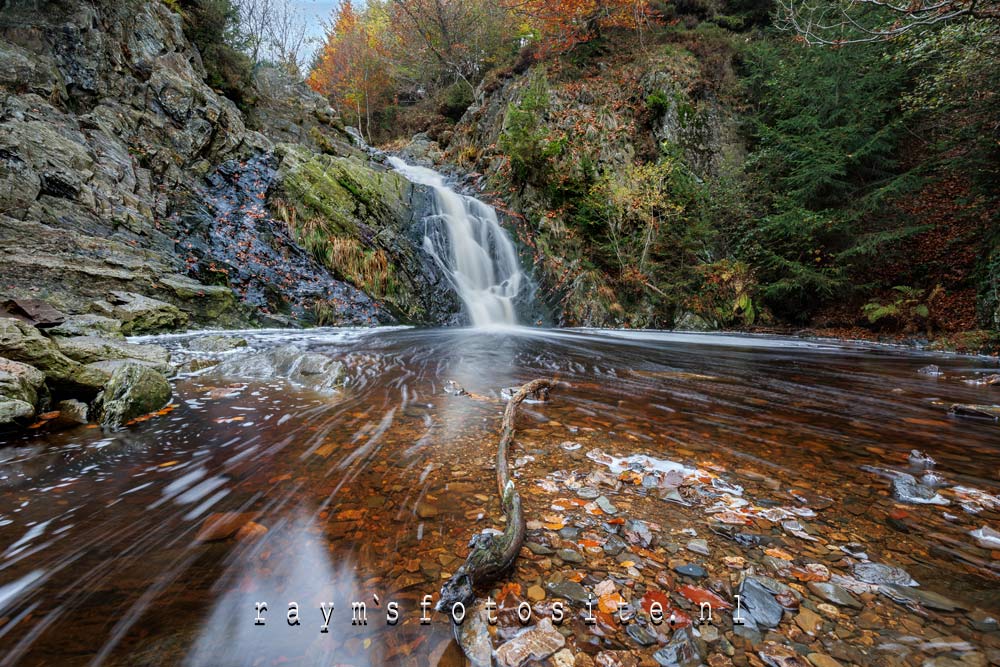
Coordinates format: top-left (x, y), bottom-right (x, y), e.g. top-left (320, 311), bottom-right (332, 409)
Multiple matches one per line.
top-left (0, 327), bottom-right (998, 666)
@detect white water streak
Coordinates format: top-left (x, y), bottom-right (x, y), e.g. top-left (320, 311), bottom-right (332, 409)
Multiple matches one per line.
top-left (388, 157), bottom-right (524, 327)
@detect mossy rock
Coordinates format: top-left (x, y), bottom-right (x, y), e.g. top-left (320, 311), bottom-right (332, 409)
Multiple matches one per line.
top-left (96, 362), bottom-right (172, 430)
top-left (273, 144), bottom-right (457, 323)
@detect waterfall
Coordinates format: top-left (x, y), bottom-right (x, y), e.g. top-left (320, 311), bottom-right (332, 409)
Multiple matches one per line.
top-left (388, 157), bottom-right (525, 327)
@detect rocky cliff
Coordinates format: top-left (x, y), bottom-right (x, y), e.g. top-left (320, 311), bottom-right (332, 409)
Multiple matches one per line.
top-left (0, 0), bottom-right (458, 329)
top-left (442, 34), bottom-right (747, 328)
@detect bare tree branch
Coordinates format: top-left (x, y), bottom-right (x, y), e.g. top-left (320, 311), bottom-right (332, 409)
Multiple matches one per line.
top-left (774, 0), bottom-right (995, 45)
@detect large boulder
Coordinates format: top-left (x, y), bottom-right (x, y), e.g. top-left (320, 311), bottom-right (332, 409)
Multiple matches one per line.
top-left (0, 357), bottom-right (46, 406)
top-left (54, 336), bottom-right (173, 375)
top-left (0, 317), bottom-right (106, 393)
top-left (95, 362), bottom-right (172, 430)
top-left (0, 357), bottom-right (46, 426)
top-left (91, 291), bottom-right (188, 335)
top-left (47, 314), bottom-right (125, 340)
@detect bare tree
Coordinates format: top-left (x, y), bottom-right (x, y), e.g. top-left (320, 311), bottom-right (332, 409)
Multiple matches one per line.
top-left (234, 0), bottom-right (275, 64)
top-left (267, 0), bottom-right (309, 75)
top-left (775, 0), bottom-right (999, 45)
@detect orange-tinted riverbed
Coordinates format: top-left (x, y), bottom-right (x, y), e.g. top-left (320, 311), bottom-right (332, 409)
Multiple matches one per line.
top-left (1, 328), bottom-right (998, 666)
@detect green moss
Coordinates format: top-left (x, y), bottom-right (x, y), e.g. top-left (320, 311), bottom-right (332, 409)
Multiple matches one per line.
top-left (274, 146), bottom-right (426, 321)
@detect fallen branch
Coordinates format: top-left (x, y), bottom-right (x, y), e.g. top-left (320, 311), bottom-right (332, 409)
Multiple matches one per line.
top-left (437, 378), bottom-right (557, 615)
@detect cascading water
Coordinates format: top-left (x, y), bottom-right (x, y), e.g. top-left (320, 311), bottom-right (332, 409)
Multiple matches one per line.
top-left (388, 157), bottom-right (525, 327)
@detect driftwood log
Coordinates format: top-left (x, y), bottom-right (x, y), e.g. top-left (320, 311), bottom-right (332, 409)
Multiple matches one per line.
top-left (437, 378), bottom-right (556, 615)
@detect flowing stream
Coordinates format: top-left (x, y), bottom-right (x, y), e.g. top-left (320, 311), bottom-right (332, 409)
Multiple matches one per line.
top-left (387, 158), bottom-right (525, 327)
top-left (1, 328), bottom-right (998, 666)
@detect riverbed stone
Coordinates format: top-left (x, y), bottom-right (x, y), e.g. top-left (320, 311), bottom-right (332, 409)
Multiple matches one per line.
top-left (214, 345), bottom-right (346, 393)
top-left (54, 398), bottom-right (88, 426)
top-left (853, 562), bottom-right (918, 587)
top-left (495, 617), bottom-right (565, 667)
top-left (652, 627), bottom-right (701, 667)
top-left (558, 548), bottom-right (584, 564)
top-left (674, 564), bottom-right (707, 579)
top-left (807, 582), bottom-right (861, 609)
top-left (95, 361), bottom-right (172, 430)
top-left (740, 577), bottom-right (784, 629)
top-left (546, 580), bottom-right (590, 604)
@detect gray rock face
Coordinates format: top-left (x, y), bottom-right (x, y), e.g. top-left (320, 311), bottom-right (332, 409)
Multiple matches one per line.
top-left (0, 357), bottom-right (46, 409)
top-left (55, 335), bottom-right (171, 369)
top-left (0, 1), bottom-right (432, 329)
top-left (96, 362), bottom-right (172, 430)
top-left (0, 317), bottom-right (105, 393)
top-left (47, 314), bottom-right (124, 340)
top-left (91, 292), bottom-right (187, 335)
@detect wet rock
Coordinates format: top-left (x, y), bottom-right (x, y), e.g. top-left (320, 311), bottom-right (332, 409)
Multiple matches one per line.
top-left (596, 496), bottom-right (618, 514)
top-left (546, 580), bottom-right (590, 604)
top-left (214, 345), bottom-right (346, 393)
top-left (969, 609), bottom-right (999, 633)
top-left (652, 627), bottom-right (701, 667)
top-left (969, 526), bottom-right (1000, 550)
top-left (907, 449), bottom-right (936, 469)
top-left (495, 617), bottom-right (565, 667)
top-left (917, 364), bottom-right (943, 376)
top-left (595, 651), bottom-right (638, 667)
top-left (55, 336), bottom-right (171, 373)
top-left (416, 502), bottom-right (439, 519)
top-left (879, 584), bottom-right (965, 612)
top-left (740, 577), bottom-right (784, 629)
top-left (603, 535), bottom-right (627, 556)
top-left (852, 562), bottom-right (918, 587)
top-left (557, 548), bottom-right (584, 564)
top-left (807, 582), bottom-right (861, 609)
top-left (527, 585), bottom-right (546, 602)
top-left (46, 314), bottom-right (124, 340)
top-left (0, 317), bottom-right (105, 393)
top-left (624, 519), bottom-right (653, 547)
top-left (806, 654), bottom-right (842, 667)
top-left (186, 335), bottom-right (249, 353)
top-left (551, 649), bottom-right (575, 667)
top-left (0, 357), bottom-right (46, 412)
top-left (196, 512), bottom-right (259, 542)
top-left (53, 399), bottom-right (88, 427)
top-left (625, 622), bottom-right (658, 647)
top-left (794, 607), bottom-right (822, 634)
top-left (526, 542), bottom-right (555, 555)
top-left (91, 291), bottom-right (187, 335)
top-left (758, 642), bottom-right (809, 667)
top-left (674, 564), bottom-right (707, 579)
top-left (95, 362), bottom-right (172, 430)
top-left (0, 398), bottom-right (34, 426)
top-left (890, 472), bottom-right (949, 505)
top-left (949, 404), bottom-right (1000, 421)
top-left (457, 599), bottom-right (493, 667)
top-left (686, 539), bottom-right (709, 556)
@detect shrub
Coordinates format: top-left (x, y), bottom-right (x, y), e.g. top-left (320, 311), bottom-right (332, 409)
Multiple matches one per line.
top-left (862, 285), bottom-right (944, 334)
top-left (172, 0), bottom-right (255, 107)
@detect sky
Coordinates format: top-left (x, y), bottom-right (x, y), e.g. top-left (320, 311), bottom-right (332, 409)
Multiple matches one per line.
top-left (293, 0), bottom-right (339, 62)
